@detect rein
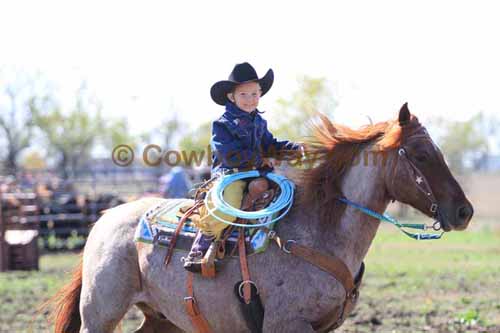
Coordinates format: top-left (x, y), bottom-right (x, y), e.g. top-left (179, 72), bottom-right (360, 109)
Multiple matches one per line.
top-left (337, 197), bottom-right (442, 240)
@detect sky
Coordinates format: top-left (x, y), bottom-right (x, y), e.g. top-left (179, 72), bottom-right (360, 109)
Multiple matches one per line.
top-left (1, 0), bottom-right (499, 135)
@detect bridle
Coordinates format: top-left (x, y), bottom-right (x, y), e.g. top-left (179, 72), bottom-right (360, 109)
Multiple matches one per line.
top-left (393, 131), bottom-right (443, 232)
top-left (338, 127), bottom-right (444, 240)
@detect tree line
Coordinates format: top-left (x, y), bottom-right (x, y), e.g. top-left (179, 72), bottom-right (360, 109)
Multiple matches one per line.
top-left (1, 70), bottom-right (497, 177)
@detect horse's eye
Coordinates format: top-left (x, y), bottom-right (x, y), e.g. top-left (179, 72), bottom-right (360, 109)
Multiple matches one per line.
top-left (415, 154), bottom-right (427, 163)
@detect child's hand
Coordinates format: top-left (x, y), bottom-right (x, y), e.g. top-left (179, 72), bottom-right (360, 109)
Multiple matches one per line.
top-left (262, 158), bottom-right (274, 169)
top-left (297, 143), bottom-right (307, 158)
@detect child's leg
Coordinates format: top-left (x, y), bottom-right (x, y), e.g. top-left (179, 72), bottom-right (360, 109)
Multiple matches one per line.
top-left (184, 180), bottom-right (246, 272)
top-left (199, 179), bottom-right (246, 239)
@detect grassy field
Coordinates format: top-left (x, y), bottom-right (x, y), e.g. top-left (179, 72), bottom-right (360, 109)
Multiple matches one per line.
top-left (1, 220), bottom-right (499, 333)
top-left (341, 222), bottom-right (500, 333)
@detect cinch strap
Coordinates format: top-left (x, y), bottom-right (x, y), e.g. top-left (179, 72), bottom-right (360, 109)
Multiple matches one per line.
top-left (238, 227), bottom-right (252, 304)
top-left (184, 272), bottom-right (214, 333)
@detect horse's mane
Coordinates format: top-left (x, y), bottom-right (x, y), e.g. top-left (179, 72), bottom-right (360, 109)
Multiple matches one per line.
top-left (297, 113), bottom-right (421, 225)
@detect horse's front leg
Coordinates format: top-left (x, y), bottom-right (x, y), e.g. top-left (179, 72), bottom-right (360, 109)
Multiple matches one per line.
top-left (263, 317), bottom-right (315, 333)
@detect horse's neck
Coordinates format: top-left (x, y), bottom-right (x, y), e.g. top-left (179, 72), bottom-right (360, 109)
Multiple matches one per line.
top-left (333, 158), bottom-right (390, 272)
top-left (292, 151), bottom-right (392, 276)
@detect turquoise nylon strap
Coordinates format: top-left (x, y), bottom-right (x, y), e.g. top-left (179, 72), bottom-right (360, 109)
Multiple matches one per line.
top-left (338, 197), bottom-right (443, 240)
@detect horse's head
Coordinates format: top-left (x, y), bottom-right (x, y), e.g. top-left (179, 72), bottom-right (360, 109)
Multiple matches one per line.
top-left (385, 103), bottom-right (474, 231)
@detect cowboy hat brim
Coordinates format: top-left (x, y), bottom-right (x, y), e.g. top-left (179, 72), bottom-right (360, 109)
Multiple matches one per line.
top-left (210, 69), bottom-right (274, 106)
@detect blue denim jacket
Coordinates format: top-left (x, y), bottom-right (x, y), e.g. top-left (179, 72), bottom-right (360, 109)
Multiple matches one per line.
top-left (211, 102), bottom-right (300, 173)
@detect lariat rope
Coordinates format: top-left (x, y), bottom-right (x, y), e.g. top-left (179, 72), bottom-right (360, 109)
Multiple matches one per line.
top-left (205, 170), bottom-right (295, 228)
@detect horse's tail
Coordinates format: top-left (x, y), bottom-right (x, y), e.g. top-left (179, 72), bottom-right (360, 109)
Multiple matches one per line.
top-left (45, 258), bottom-right (83, 333)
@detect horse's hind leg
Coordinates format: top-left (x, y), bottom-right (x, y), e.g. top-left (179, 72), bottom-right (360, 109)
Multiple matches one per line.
top-left (134, 303), bottom-right (184, 333)
top-left (79, 260), bottom-right (137, 333)
top-left (79, 222), bottom-right (143, 332)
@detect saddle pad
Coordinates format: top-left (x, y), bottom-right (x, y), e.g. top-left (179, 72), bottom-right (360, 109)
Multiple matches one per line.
top-left (134, 199), bottom-right (278, 257)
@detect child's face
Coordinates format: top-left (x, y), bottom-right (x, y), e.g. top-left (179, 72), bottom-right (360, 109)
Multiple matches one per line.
top-left (227, 82), bottom-right (262, 113)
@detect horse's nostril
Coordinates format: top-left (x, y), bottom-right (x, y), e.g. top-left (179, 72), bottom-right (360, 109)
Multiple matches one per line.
top-left (457, 205), bottom-right (472, 221)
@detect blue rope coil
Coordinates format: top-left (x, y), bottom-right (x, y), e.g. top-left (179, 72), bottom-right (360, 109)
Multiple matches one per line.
top-left (205, 171), bottom-right (295, 228)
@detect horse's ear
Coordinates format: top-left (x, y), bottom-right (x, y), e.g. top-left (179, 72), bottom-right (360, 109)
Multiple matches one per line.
top-left (398, 102), bottom-right (411, 126)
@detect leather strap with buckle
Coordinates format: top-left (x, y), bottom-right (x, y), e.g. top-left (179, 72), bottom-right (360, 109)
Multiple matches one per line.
top-left (238, 226), bottom-right (252, 304)
top-left (185, 272), bottom-right (214, 333)
top-left (266, 229), bottom-right (364, 331)
top-left (164, 201), bottom-right (204, 266)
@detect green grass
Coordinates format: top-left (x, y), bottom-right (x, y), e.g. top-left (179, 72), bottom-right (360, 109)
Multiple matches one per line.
top-left (340, 224), bottom-right (500, 333)
top-left (1, 221), bottom-right (499, 332)
top-left (0, 253), bottom-right (81, 332)
top-left (0, 253), bottom-right (142, 332)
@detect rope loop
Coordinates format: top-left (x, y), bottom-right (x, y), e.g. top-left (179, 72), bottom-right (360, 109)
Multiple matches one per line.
top-left (205, 171), bottom-right (295, 228)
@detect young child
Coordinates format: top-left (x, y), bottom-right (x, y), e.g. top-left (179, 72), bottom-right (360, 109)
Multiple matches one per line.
top-left (183, 62), bottom-right (302, 272)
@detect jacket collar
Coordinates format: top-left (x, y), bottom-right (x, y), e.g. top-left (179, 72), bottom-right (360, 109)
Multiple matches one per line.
top-left (225, 102), bottom-right (258, 120)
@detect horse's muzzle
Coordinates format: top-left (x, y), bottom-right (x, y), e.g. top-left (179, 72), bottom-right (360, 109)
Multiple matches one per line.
top-left (441, 199), bottom-right (474, 231)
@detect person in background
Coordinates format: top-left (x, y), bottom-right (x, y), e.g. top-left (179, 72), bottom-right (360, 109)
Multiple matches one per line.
top-left (160, 166), bottom-right (192, 199)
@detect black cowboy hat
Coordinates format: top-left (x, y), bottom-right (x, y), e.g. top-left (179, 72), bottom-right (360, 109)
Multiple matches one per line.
top-left (210, 62), bottom-right (274, 105)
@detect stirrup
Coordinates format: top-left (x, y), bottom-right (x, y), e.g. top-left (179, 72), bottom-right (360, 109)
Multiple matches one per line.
top-left (183, 242), bottom-right (219, 277)
top-left (183, 260), bottom-right (203, 273)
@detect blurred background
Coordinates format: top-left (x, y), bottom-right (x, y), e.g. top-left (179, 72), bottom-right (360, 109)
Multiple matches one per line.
top-left (1, 1), bottom-right (499, 332)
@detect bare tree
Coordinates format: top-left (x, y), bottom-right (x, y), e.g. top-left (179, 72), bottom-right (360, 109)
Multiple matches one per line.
top-left (431, 112), bottom-right (493, 173)
top-left (32, 84), bottom-right (105, 178)
top-left (0, 71), bottom-right (45, 173)
top-left (271, 76), bottom-right (337, 141)
top-left (140, 113), bottom-right (184, 152)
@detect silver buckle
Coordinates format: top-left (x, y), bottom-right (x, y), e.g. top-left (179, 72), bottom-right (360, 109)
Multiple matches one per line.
top-left (430, 203), bottom-right (438, 213)
top-left (432, 221), bottom-right (441, 231)
top-left (238, 280), bottom-right (259, 298)
top-left (282, 240), bottom-right (296, 254)
top-left (347, 289), bottom-right (359, 301)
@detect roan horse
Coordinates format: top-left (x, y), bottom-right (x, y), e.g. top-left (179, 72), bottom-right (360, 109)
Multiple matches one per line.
top-left (48, 104), bottom-right (473, 332)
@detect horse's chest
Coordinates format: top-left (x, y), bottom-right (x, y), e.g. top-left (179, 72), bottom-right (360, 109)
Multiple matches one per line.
top-left (300, 284), bottom-right (341, 319)
top-left (264, 269), bottom-right (344, 321)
